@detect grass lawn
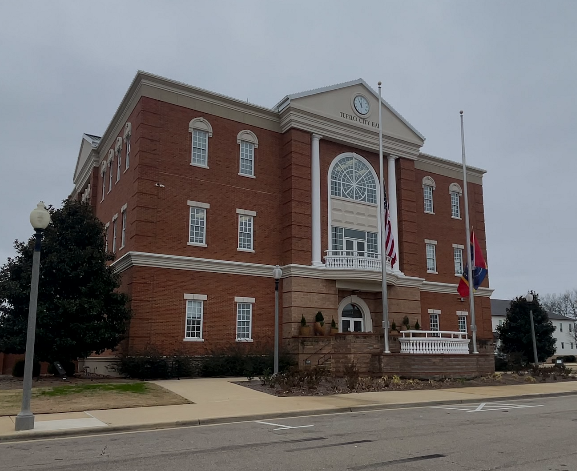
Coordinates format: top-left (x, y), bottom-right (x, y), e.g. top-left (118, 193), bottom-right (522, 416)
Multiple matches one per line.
top-left (0, 382), bottom-right (191, 416)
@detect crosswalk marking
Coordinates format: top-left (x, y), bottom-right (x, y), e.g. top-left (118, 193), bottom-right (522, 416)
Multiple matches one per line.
top-left (432, 402), bottom-right (544, 413)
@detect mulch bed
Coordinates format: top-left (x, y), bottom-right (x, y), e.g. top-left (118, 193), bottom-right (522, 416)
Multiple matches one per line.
top-left (237, 371), bottom-right (577, 397)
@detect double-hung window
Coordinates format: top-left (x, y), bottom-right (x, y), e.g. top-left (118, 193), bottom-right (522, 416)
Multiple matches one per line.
top-left (125, 136), bottom-right (130, 170)
top-left (235, 297), bottom-right (254, 341)
top-left (429, 309), bottom-right (440, 335)
top-left (422, 176), bottom-right (435, 213)
top-left (187, 201), bottom-right (209, 246)
top-left (237, 209), bottom-right (255, 251)
top-left (192, 129), bottom-right (208, 167)
top-left (108, 160), bottom-right (113, 192)
top-left (104, 222), bottom-right (109, 252)
top-left (237, 130), bottom-right (258, 177)
top-left (189, 118), bottom-right (212, 168)
top-left (112, 215), bottom-right (118, 253)
top-left (116, 149), bottom-right (122, 182)
top-left (120, 204), bottom-right (127, 249)
top-left (457, 311), bottom-right (468, 333)
top-left (449, 183), bottom-right (462, 219)
top-left (184, 294), bottom-right (206, 341)
top-left (101, 167), bottom-right (106, 201)
top-left (425, 240), bottom-right (437, 273)
top-left (453, 244), bottom-right (464, 275)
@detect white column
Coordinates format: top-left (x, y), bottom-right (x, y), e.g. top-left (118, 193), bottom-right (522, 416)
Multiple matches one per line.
top-left (311, 134), bottom-right (322, 266)
top-left (387, 155), bottom-right (400, 271)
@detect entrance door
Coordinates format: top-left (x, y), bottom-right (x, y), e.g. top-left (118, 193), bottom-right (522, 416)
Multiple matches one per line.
top-left (344, 238), bottom-right (365, 257)
top-left (341, 303), bottom-right (364, 332)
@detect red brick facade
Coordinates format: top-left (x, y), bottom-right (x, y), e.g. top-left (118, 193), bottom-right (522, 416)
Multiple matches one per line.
top-left (72, 73), bottom-right (494, 375)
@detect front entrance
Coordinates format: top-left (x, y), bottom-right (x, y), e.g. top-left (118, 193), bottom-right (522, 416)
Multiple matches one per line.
top-left (341, 303), bottom-right (364, 332)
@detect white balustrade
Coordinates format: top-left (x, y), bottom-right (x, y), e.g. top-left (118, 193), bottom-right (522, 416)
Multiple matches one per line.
top-left (398, 330), bottom-right (470, 354)
top-left (324, 250), bottom-right (391, 271)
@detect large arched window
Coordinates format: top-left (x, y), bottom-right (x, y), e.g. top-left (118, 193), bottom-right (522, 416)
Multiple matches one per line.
top-left (330, 155), bottom-right (377, 204)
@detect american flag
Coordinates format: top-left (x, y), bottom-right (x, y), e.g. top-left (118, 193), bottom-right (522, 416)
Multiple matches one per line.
top-left (384, 202), bottom-right (397, 267)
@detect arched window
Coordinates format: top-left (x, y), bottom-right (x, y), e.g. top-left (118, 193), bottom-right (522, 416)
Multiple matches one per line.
top-left (331, 155), bottom-right (377, 204)
top-left (341, 303), bottom-right (364, 332)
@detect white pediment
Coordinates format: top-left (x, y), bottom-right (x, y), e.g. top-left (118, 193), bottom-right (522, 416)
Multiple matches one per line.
top-left (276, 79), bottom-right (425, 151)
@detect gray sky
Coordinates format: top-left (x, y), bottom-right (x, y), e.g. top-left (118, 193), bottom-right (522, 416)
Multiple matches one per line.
top-left (1, 0), bottom-right (575, 300)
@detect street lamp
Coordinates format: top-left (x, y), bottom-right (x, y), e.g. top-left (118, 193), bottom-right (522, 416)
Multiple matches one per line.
top-left (14, 202), bottom-right (51, 431)
top-left (524, 291), bottom-right (539, 366)
top-left (272, 265), bottom-right (282, 375)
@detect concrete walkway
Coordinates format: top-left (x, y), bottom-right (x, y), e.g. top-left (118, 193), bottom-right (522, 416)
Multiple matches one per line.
top-left (1, 378), bottom-right (576, 442)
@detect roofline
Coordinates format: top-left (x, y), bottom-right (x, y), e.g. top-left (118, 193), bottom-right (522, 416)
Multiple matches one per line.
top-left (419, 152), bottom-right (487, 175)
top-left (274, 78), bottom-right (426, 142)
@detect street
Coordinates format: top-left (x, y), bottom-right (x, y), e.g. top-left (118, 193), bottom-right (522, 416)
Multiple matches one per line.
top-left (1, 396), bottom-right (576, 470)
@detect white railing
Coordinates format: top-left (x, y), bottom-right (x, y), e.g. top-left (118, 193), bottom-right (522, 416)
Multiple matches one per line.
top-left (324, 250), bottom-right (391, 271)
top-left (398, 330), bottom-right (470, 354)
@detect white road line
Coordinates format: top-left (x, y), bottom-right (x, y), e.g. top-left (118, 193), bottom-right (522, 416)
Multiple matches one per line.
top-left (473, 403), bottom-right (486, 412)
top-left (255, 421), bottom-right (314, 430)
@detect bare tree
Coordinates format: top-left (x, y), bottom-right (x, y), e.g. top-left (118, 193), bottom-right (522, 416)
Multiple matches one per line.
top-left (542, 289), bottom-right (577, 344)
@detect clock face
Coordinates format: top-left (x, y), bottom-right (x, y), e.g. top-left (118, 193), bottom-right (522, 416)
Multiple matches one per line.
top-left (353, 95), bottom-right (370, 115)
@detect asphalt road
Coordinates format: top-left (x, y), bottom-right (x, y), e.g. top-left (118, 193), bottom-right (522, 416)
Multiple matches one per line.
top-left (2, 396), bottom-right (577, 470)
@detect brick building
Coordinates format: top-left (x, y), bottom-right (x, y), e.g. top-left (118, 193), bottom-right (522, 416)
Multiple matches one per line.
top-left (72, 72), bottom-right (494, 377)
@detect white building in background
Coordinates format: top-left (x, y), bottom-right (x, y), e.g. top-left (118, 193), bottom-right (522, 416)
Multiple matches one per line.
top-left (491, 299), bottom-right (576, 357)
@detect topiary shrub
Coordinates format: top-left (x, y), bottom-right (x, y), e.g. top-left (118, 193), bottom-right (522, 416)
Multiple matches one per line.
top-left (315, 311), bottom-right (324, 326)
top-left (414, 320), bottom-right (421, 330)
top-left (12, 359), bottom-right (41, 378)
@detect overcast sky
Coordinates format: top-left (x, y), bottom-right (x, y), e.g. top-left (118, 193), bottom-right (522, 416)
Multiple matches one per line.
top-left (1, 0), bottom-right (575, 300)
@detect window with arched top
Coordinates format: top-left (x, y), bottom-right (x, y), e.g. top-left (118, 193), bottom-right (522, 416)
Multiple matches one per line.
top-left (449, 183), bottom-right (462, 218)
top-left (341, 303), bottom-right (364, 332)
top-left (189, 117), bottom-right (213, 168)
top-left (422, 176), bottom-right (436, 213)
top-left (330, 155), bottom-right (377, 204)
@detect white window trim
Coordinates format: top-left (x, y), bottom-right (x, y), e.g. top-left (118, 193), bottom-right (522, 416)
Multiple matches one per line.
top-left (184, 293), bottom-right (207, 301)
top-left (425, 239), bottom-right (437, 274)
top-left (236, 208), bottom-right (257, 217)
top-left (237, 130), bottom-right (258, 178)
top-left (189, 118), bottom-right (213, 169)
top-left (428, 309), bottom-right (441, 314)
top-left (187, 200), bottom-right (210, 209)
top-left (235, 297), bottom-right (256, 303)
top-left (235, 299), bottom-right (254, 342)
top-left (121, 203), bottom-right (128, 212)
top-left (188, 205), bottom-right (207, 247)
top-left (120, 207), bottom-right (127, 249)
top-left (456, 310), bottom-right (468, 316)
top-left (237, 213), bottom-right (254, 252)
top-left (422, 176), bottom-right (436, 215)
top-left (124, 122), bottom-right (131, 173)
top-left (184, 296), bottom-right (205, 342)
top-left (453, 244), bottom-right (464, 277)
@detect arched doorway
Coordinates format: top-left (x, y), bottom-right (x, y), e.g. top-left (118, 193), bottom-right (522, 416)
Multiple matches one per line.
top-left (338, 295), bottom-right (373, 333)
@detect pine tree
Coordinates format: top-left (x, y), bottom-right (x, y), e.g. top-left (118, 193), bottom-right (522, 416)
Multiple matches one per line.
top-left (496, 294), bottom-right (556, 363)
top-left (0, 199), bottom-right (130, 363)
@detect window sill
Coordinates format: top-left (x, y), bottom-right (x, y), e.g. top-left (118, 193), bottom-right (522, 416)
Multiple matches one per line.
top-left (455, 273), bottom-right (463, 277)
top-left (188, 242), bottom-right (207, 247)
top-left (191, 163), bottom-right (209, 169)
top-left (424, 211), bottom-right (435, 215)
top-left (124, 168), bottom-right (129, 173)
top-left (236, 339), bottom-right (253, 343)
top-left (183, 338), bottom-right (204, 342)
top-left (451, 216), bottom-right (462, 220)
top-left (238, 172), bottom-right (256, 179)
top-left (237, 248), bottom-right (255, 253)
top-left (427, 270), bottom-right (438, 274)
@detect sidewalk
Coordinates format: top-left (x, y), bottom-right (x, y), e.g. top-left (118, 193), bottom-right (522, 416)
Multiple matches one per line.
top-left (1, 378), bottom-right (576, 442)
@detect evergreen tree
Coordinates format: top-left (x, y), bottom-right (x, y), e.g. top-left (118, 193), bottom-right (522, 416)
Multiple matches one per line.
top-left (496, 294), bottom-right (556, 363)
top-left (0, 200), bottom-right (130, 363)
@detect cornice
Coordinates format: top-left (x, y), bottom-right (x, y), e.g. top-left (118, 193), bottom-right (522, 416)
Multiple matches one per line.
top-left (417, 152), bottom-right (486, 178)
top-left (74, 150), bottom-right (99, 192)
top-left (421, 280), bottom-right (494, 297)
top-left (279, 106), bottom-right (422, 161)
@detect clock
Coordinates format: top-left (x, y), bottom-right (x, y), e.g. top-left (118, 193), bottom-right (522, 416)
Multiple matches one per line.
top-left (353, 95), bottom-right (370, 115)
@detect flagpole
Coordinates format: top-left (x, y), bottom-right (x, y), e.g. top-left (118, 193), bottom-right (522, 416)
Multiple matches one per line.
top-left (379, 82), bottom-right (390, 354)
top-left (460, 110), bottom-right (478, 354)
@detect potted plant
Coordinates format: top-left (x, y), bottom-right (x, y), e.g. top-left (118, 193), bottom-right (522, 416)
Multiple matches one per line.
top-left (414, 320), bottom-right (420, 330)
top-left (299, 315), bottom-right (311, 336)
top-left (402, 315), bottom-right (410, 331)
top-left (330, 317), bottom-right (338, 335)
top-left (391, 320), bottom-right (397, 332)
top-left (314, 311), bottom-right (325, 336)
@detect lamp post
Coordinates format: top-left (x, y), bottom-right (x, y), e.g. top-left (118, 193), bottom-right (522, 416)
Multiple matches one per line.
top-left (15, 202), bottom-right (51, 431)
top-left (272, 265), bottom-right (282, 375)
top-left (525, 291), bottom-right (539, 365)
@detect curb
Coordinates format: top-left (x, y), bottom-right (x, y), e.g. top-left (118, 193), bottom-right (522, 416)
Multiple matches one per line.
top-left (1, 390), bottom-right (575, 443)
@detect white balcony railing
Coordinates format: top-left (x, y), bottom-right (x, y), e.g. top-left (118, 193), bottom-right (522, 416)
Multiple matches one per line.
top-left (398, 330), bottom-right (470, 354)
top-left (324, 250), bottom-right (391, 271)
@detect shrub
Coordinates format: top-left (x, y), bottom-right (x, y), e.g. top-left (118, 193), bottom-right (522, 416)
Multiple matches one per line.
top-left (118, 348), bottom-right (171, 379)
top-left (300, 315), bottom-right (307, 327)
top-left (12, 359), bottom-right (41, 378)
top-left (47, 361), bottom-right (76, 377)
top-left (315, 311), bottom-right (324, 326)
top-left (402, 316), bottom-right (410, 329)
top-left (495, 355), bottom-right (508, 372)
top-left (343, 361), bottom-right (359, 390)
top-left (331, 318), bottom-right (337, 329)
top-left (391, 321), bottom-right (397, 332)
top-left (414, 320), bottom-right (420, 330)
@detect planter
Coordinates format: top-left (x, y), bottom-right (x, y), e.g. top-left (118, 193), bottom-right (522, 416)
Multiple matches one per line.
top-left (313, 322), bottom-right (325, 336)
top-left (299, 325), bottom-right (312, 336)
top-left (330, 327), bottom-right (339, 335)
